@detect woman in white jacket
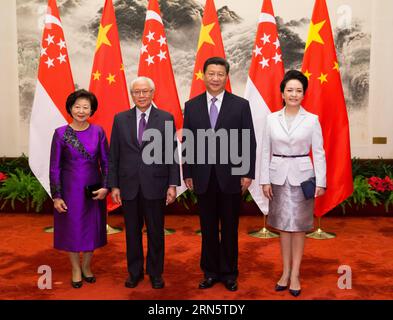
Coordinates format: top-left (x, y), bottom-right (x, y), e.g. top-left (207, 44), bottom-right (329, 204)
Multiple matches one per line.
top-left (261, 70), bottom-right (326, 297)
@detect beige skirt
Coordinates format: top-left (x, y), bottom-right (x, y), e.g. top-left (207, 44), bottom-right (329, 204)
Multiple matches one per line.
top-left (267, 179), bottom-right (314, 232)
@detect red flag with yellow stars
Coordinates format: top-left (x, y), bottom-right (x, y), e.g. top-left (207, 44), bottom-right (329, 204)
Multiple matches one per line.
top-left (138, 0), bottom-right (183, 132)
top-left (302, 0), bottom-right (353, 217)
top-left (189, 0), bottom-right (231, 99)
top-left (89, 0), bottom-right (130, 141)
top-left (89, 0), bottom-right (130, 213)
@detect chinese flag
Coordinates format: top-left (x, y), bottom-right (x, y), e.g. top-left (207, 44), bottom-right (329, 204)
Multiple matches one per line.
top-left (29, 0), bottom-right (74, 195)
top-left (189, 0), bottom-right (231, 99)
top-left (89, 0), bottom-right (130, 211)
top-left (244, 0), bottom-right (284, 214)
top-left (302, 0), bottom-right (353, 217)
top-left (89, 0), bottom-right (130, 142)
top-left (137, 0), bottom-right (183, 132)
top-left (138, 0), bottom-right (187, 196)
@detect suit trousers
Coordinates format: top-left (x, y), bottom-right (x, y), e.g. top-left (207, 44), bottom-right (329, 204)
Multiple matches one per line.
top-left (197, 167), bottom-right (241, 281)
top-left (122, 189), bottom-right (165, 277)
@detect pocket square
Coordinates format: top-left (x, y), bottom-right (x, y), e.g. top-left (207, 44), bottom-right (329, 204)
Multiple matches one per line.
top-left (300, 177), bottom-right (316, 200)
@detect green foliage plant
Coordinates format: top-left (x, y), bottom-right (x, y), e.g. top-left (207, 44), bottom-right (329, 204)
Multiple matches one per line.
top-left (0, 168), bottom-right (48, 212)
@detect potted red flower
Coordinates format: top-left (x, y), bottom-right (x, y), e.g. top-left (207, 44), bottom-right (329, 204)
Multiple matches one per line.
top-left (0, 172), bottom-right (7, 182)
top-left (368, 176), bottom-right (393, 212)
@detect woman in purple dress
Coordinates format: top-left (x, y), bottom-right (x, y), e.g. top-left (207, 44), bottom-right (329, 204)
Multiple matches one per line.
top-left (49, 89), bottom-right (109, 288)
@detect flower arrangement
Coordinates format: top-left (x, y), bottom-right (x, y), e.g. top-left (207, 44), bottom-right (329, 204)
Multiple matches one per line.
top-left (0, 172), bottom-right (7, 182)
top-left (341, 158), bottom-right (393, 213)
top-left (368, 176), bottom-right (393, 193)
top-left (368, 176), bottom-right (393, 212)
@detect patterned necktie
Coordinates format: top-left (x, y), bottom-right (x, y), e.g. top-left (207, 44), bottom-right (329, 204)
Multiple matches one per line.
top-left (209, 97), bottom-right (218, 129)
top-left (138, 113), bottom-right (146, 145)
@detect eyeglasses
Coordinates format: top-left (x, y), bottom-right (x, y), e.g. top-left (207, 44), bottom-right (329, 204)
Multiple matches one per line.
top-left (131, 89), bottom-right (153, 97)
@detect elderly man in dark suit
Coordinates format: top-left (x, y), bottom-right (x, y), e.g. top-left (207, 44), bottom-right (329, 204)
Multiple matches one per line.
top-left (182, 57), bottom-right (256, 291)
top-left (108, 76), bottom-right (180, 289)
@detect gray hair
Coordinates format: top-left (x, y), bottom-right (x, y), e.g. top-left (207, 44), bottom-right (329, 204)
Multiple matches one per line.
top-left (130, 76), bottom-right (155, 91)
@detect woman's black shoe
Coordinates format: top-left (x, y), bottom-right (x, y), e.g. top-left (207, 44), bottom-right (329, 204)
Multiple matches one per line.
top-left (289, 288), bottom-right (301, 297)
top-left (71, 280), bottom-right (83, 288)
top-left (275, 283), bottom-right (288, 291)
top-left (82, 273), bottom-right (96, 283)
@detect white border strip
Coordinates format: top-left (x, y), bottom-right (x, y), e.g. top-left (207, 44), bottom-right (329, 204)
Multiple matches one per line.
top-left (259, 12), bottom-right (276, 25)
top-left (146, 10), bottom-right (163, 24)
top-left (45, 14), bottom-right (62, 28)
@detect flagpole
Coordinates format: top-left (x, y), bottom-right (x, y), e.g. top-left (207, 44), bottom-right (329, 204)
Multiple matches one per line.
top-left (248, 214), bottom-right (279, 239)
top-left (306, 216), bottom-right (336, 239)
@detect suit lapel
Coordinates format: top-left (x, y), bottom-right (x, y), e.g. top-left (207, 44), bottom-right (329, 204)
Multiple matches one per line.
top-left (214, 91), bottom-right (230, 130)
top-left (127, 108), bottom-right (139, 147)
top-left (277, 108), bottom-right (289, 135)
top-left (288, 107), bottom-right (307, 135)
top-left (141, 105), bottom-right (159, 149)
top-left (199, 93), bottom-right (212, 130)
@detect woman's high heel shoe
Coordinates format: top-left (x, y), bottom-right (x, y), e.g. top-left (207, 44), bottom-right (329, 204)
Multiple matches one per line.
top-left (71, 280), bottom-right (83, 288)
top-left (289, 288), bottom-right (301, 297)
top-left (275, 283), bottom-right (288, 291)
top-left (289, 275), bottom-right (301, 297)
top-left (82, 273), bottom-right (96, 283)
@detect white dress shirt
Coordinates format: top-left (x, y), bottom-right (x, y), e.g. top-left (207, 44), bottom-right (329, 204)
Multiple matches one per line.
top-left (135, 104), bottom-right (153, 133)
top-left (206, 90), bottom-right (225, 116)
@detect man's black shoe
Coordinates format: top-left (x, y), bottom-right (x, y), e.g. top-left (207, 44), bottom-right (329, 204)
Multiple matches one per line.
top-left (125, 274), bottom-right (144, 288)
top-left (223, 279), bottom-right (238, 292)
top-left (198, 277), bottom-right (219, 289)
top-left (150, 276), bottom-right (165, 289)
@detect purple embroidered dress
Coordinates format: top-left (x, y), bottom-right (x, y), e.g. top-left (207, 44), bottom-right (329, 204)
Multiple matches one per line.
top-left (49, 124), bottom-right (109, 252)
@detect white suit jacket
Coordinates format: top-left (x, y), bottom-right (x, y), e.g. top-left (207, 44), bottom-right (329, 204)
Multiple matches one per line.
top-left (260, 107), bottom-right (326, 187)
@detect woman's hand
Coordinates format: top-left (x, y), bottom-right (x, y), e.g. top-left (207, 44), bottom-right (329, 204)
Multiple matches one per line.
top-left (262, 184), bottom-right (273, 201)
top-left (54, 198), bottom-right (68, 213)
top-left (315, 187), bottom-right (326, 198)
top-left (92, 188), bottom-right (108, 200)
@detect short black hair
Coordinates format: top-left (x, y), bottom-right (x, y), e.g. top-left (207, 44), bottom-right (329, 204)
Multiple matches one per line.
top-left (66, 89), bottom-right (98, 116)
top-left (203, 56), bottom-right (230, 74)
top-left (280, 70), bottom-right (308, 94)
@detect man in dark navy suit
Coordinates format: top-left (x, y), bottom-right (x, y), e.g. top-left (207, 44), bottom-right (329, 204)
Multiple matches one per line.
top-left (182, 57), bottom-right (256, 291)
top-left (108, 77), bottom-right (180, 289)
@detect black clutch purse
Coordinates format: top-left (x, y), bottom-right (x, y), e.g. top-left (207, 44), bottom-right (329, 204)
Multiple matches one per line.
top-left (300, 177), bottom-right (316, 200)
top-left (85, 183), bottom-right (101, 198)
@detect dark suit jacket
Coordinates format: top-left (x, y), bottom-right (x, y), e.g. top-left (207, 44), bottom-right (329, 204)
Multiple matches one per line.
top-left (108, 106), bottom-right (180, 200)
top-left (182, 91), bottom-right (256, 194)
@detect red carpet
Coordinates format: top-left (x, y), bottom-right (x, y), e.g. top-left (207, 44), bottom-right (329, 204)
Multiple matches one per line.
top-left (0, 213), bottom-right (393, 300)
